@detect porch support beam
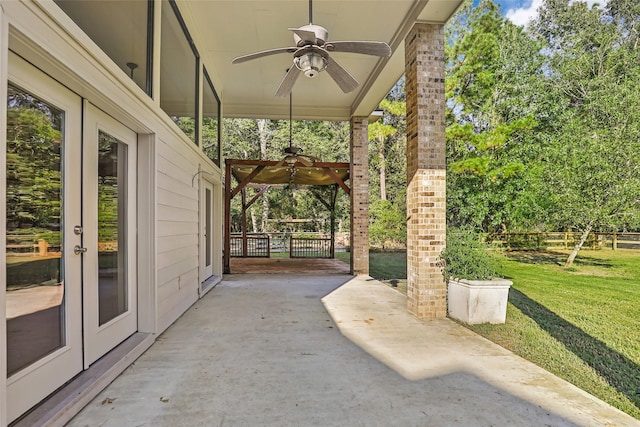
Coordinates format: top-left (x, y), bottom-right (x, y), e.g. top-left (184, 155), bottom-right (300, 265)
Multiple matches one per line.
top-left (405, 23), bottom-right (447, 318)
top-left (349, 116), bottom-right (369, 275)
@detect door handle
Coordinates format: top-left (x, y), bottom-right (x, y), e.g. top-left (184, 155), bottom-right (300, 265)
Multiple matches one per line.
top-left (74, 245), bottom-right (88, 255)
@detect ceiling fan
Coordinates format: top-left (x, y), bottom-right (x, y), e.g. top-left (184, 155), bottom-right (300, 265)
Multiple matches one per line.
top-left (231, 0), bottom-right (392, 97)
top-left (275, 93), bottom-right (317, 168)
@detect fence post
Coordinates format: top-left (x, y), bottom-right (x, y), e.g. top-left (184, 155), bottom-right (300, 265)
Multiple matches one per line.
top-left (612, 233), bottom-right (617, 251)
top-left (564, 232), bottom-right (568, 250)
top-left (37, 239), bottom-right (48, 257)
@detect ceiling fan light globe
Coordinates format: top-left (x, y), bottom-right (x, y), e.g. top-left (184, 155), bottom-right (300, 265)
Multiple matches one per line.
top-left (295, 53), bottom-right (327, 78)
top-left (285, 156), bottom-right (297, 165)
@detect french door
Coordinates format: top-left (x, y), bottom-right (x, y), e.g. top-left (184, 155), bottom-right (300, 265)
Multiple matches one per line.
top-left (202, 180), bottom-right (214, 280)
top-left (6, 53), bottom-right (84, 423)
top-left (82, 103), bottom-right (137, 367)
top-left (6, 54), bottom-right (138, 422)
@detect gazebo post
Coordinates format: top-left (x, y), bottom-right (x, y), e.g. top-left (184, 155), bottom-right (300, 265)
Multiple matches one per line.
top-left (241, 189), bottom-right (248, 257)
top-left (330, 185), bottom-right (338, 259)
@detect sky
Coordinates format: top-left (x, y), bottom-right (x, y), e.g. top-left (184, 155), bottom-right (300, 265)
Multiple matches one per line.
top-left (497, 0), bottom-right (606, 27)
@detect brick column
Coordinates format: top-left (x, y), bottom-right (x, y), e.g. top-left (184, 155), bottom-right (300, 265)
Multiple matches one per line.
top-left (405, 23), bottom-right (447, 318)
top-left (350, 116), bottom-right (369, 275)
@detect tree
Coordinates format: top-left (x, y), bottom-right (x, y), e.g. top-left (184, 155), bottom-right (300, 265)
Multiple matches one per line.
top-left (6, 93), bottom-right (63, 236)
top-left (257, 119), bottom-right (274, 232)
top-left (368, 99), bottom-right (405, 201)
top-left (531, 0), bottom-right (640, 267)
top-left (366, 78), bottom-right (408, 249)
top-left (445, 0), bottom-right (539, 233)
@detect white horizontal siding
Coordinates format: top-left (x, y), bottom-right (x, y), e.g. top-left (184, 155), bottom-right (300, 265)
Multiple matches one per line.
top-left (157, 256), bottom-right (198, 284)
top-left (157, 234), bottom-right (196, 253)
top-left (155, 136), bottom-right (206, 333)
top-left (157, 220), bottom-right (198, 238)
top-left (157, 172), bottom-right (196, 200)
top-left (157, 269), bottom-right (199, 333)
top-left (157, 187), bottom-right (195, 211)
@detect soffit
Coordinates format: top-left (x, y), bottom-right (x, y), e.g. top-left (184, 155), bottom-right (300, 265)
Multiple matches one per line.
top-left (179, 0), bottom-right (462, 120)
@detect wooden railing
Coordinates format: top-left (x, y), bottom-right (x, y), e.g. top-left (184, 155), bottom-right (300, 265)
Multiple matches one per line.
top-left (6, 236), bottom-right (60, 257)
top-left (229, 234), bottom-right (270, 258)
top-left (290, 236), bottom-right (332, 258)
top-left (484, 232), bottom-right (640, 251)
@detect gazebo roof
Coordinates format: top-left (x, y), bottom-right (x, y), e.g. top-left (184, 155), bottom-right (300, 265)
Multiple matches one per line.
top-left (228, 159), bottom-right (349, 188)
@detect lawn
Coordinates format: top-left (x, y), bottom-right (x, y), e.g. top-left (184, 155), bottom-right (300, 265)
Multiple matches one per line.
top-left (356, 248), bottom-right (640, 419)
top-left (335, 250), bottom-right (409, 291)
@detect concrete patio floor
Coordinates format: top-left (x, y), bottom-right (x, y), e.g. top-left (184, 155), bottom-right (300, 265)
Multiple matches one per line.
top-left (67, 274), bottom-right (639, 426)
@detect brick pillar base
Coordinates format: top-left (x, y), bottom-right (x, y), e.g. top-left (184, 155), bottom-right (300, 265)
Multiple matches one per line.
top-left (405, 23), bottom-right (447, 318)
top-left (350, 116), bottom-right (369, 275)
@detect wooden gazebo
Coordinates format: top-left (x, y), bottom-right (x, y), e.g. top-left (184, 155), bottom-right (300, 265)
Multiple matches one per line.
top-left (224, 159), bottom-right (351, 273)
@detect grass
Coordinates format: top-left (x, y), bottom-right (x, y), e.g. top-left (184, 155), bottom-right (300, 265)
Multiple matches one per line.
top-left (335, 250), bottom-right (409, 292)
top-left (361, 248), bottom-right (640, 420)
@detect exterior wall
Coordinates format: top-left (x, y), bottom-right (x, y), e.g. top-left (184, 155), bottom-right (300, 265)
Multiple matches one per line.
top-left (349, 116), bottom-right (369, 275)
top-left (0, 0), bottom-right (223, 423)
top-left (156, 135), bottom-right (201, 332)
top-left (0, 5), bottom-right (8, 426)
top-left (405, 23), bottom-right (447, 318)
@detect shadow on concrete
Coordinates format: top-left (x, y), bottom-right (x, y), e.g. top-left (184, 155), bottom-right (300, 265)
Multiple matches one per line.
top-left (510, 288), bottom-right (640, 411)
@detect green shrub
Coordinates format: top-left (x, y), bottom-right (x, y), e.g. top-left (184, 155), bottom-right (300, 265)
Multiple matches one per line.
top-left (369, 199), bottom-right (406, 250)
top-left (440, 227), bottom-right (501, 281)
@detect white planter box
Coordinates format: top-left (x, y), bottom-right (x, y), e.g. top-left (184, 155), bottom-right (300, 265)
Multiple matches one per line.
top-left (447, 278), bottom-right (513, 324)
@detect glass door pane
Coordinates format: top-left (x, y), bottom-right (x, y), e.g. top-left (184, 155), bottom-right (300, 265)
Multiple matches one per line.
top-left (97, 132), bottom-right (128, 325)
top-left (6, 84), bottom-right (65, 376)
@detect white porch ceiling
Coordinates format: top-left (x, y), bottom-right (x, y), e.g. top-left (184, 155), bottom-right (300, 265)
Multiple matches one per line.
top-left (179, 0), bottom-right (462, 121)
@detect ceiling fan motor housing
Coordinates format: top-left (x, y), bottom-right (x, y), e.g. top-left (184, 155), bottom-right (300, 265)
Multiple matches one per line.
top-left (292, 24), bottom-right (328, 46)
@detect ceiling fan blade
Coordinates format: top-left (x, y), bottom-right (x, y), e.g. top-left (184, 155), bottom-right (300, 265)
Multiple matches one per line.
top-left (289, 27), bottom-right (317, 44)
top-left (297, 156), bottom-right (313, 167)
top-left (326, 41), bottom-right (392, 57)
top-left (232, 47), bottom-right (297, 64)
top-left (275, 158), bottom-right (287, 167)
top-left (275, 66), bottom-right (302, 97)
top-left (326, 56), bottom-right (359, 93)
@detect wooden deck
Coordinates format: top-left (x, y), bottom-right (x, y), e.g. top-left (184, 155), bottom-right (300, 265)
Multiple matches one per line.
top-left (229, 257), bottom-right (351, 275)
